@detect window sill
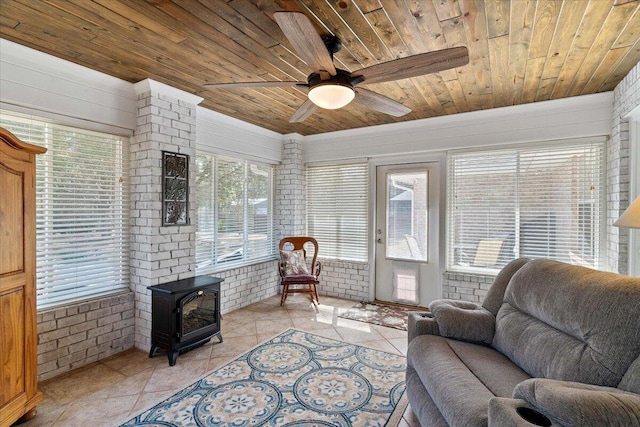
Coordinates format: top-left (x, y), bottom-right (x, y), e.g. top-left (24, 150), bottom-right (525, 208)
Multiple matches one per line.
top-left (198, 256), bottom-right (279, 275)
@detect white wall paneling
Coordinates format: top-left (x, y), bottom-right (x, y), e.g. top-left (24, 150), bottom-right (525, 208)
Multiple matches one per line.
top-left (0, 39), bottom-right (137, 133)
top-left (197, 106), bottom-right (283, 164)
top-left (304, 93), bottom-right (613, 163)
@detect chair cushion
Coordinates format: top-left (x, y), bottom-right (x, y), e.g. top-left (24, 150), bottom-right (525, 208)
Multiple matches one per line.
top-left (280, 249), bottom-right (310, 275)
top-left (282, 274), bottom-right (318, 284)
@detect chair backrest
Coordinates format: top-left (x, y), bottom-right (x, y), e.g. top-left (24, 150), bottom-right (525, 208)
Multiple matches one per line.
top-left (279, 236), bottom-right (319, 269)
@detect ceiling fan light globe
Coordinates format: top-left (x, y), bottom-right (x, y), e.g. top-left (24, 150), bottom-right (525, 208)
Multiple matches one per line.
top-left (308, 84), bottom-right (355, 109)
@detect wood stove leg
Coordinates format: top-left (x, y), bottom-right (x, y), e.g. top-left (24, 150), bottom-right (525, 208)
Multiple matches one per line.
top-left (218, 332), bottom-right (223, 343)
top-left (168, 351), bottom-right (178, 366)
top-left (148, 345), bottom-right (159, 358)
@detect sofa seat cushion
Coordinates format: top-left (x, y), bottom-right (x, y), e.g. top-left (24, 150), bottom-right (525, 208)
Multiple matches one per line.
top-left (408, 334), bottom-right (530, 427)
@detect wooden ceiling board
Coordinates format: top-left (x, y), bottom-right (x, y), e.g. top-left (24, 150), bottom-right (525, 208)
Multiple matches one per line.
top-left (1, 0), bottom-right (639, 136)
top-left (568, 0), bottom-right (638, 97)
top-left (506, 0), bottom-right (536, 106)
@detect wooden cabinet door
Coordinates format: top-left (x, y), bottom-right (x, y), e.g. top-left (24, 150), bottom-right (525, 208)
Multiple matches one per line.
top-left (0, 130), bottom-right (43, 426)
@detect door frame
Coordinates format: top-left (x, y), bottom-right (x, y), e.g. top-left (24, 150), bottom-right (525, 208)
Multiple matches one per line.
top-left (367, 153), bottom-right (447, 302)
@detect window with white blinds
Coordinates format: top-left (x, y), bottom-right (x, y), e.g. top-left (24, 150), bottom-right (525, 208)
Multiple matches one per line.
top-left (307, 162), bottom-right (369, 262)
top-left (447, 140), bottom-right (605, 274)
top-left (0, 111), bottom-right (129, 309)
top-left (195, 153), bottom-right (275, 273)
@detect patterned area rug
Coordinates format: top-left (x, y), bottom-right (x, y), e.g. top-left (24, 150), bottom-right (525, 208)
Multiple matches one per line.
top-left (120, 329), bottom-right (407, 426)
top-left (338, 302), bottom-right (424, 331)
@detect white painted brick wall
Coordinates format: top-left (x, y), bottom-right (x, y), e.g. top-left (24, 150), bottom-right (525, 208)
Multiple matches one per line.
top-left (131, 90), bottom-right (198, 350)
top-left (319, 259), bottom-right (369, 301)
top-left (36, 292), bottom-right (134, 381)
top-left (608, 61), bottom-right (640, 274)
top-left (214, 261), bottom-right (280, 313)
top-left (441, 272), bottom-right (495, 303)
top-left (276, 135), bottom-right (306, 240)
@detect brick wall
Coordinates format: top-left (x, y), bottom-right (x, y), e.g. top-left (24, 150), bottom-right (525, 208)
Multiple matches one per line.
top-left (36, 293), bottom-right (134, 381)
top-left (319, 259), bottom-right (369, 301)
top-left (441, 272), bottom-right (495, 303)
top-left (131, 81), bottom-right (201, 350)
top-left (608, 61), bottom-right (640, 274)
top-left (214, 261), bottom-right (280, 313)
top-left (276, 135), bottom-right (307, 240)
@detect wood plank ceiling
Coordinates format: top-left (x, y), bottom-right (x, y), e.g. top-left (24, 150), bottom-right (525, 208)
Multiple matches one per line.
top-left (1, 0), bottom-right (639, 136)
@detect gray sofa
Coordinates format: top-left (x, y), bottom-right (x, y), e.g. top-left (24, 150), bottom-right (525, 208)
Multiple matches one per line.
top-left (406, 258), bottom-right (640, 426)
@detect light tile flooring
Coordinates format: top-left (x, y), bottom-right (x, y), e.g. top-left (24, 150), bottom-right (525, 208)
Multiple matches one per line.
top-left (21, 295), bottom-right (420, 427)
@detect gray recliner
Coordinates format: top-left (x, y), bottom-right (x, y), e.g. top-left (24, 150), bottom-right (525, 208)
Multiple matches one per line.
top-left (406, 258), bottom-right (640, 426)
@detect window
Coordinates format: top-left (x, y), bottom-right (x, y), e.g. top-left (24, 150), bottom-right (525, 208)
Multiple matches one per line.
top-left (307, 162), bottom-right (369, 262)
top-left (447, 140), bottom-right (605, 273)
top-left (195, 153), bottom-right (275, 272)
top-left (0, 111), bottom-right (129, 309)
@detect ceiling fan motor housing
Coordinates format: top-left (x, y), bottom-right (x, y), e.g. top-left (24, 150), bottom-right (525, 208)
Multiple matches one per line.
top-left (322, 35), bottom-right (342, 57)
top-left (307, 68), bottom-right (353, 89)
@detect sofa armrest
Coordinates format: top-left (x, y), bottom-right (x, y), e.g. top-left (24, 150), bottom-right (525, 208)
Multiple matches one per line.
top-left (489, 398), bottom-right (561, 427)
top-left (513, 378), bottom-right (640, 426)
top-left (407, 311), bottom-right (439, 343)
top-left (428, 299), bottom-right (495, 344)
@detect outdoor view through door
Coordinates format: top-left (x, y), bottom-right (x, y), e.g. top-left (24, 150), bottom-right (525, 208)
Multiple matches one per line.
top-left (375, 163), bottom-right (440, 307)
top-left (386, 171), bottom-right (428, 262)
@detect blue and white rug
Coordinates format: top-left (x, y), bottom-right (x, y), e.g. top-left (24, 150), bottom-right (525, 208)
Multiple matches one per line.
top-left (121, 329), bottom-right (407, 426)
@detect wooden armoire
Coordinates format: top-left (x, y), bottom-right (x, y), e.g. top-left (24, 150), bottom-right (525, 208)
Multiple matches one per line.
top-left (0, 127), bottom-right (46, 426)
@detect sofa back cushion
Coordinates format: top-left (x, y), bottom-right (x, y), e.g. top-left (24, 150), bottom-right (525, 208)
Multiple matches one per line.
top-left (481, 258), bottom-right (530, 315)
top-left (492, 259), bottom-right (640, 387)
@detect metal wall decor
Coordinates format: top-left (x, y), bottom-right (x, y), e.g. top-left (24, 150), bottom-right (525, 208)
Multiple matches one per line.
top-left (162, 151), bottom-right (189, 226)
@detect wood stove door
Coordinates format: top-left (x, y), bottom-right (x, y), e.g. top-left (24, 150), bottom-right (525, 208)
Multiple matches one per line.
top-left (178, 289), bottom-right (219, 342)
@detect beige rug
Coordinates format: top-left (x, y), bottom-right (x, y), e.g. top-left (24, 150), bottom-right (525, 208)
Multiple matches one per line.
top-left (338, 301), bottom-right (426, 331)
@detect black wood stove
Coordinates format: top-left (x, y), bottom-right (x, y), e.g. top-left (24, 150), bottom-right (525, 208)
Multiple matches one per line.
top-left (147, 275), bottom-right (223, 366)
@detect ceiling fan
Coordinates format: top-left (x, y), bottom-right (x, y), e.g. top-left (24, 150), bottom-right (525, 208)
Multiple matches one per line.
top-left (203, 11), bottom-right (469, 123)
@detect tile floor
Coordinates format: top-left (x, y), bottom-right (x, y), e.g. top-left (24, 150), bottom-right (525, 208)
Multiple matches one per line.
top-left (21, 294), bottom-right (420, 427)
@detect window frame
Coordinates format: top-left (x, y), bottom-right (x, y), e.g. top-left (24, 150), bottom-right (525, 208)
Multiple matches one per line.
top-left (306, 161), bottom-right (370, 262)
top-left (0, 111), bottom-right (130, 310)
top-left (446, 138), bottom-right (607, 275)
top-left (195, 151), bottom-right (276, 273)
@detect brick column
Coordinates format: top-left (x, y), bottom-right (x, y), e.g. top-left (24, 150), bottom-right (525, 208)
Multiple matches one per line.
top-left (276, 134), bottom-right (307, 241)
top-left (608, 61), bottom-right (640, 274)
top-left (131, 79), bottom-right (203, 350)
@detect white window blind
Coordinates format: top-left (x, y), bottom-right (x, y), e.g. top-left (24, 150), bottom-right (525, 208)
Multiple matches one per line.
top-left (0, 112), bottom-right (129, 309)
top-left (447, 141), bottom-right (605, 273)
top-left (195, 153), bottom-right (275, 273)
top-left (307, 162), bottom-right (369, 262)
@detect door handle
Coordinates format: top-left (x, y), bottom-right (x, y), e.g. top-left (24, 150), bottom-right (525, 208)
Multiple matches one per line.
top-left (377, 238), bottom-right (383, 244)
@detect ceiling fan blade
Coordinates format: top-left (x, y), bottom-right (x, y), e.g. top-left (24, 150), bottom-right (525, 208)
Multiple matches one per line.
top-left (204, 81), bottom-right (306, 89)
top-left (289, 99), bottom-right (318, 123)
top-left (354, 88), bottom-right (411, 117)
top-left (353, 46), bottom-right (469, 85)
top-left (274, 11), bottom-right (336, 77)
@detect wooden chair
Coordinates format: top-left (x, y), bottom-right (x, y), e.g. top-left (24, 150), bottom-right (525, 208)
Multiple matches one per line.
top-left (278, 236), bottom-right (322, 305)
